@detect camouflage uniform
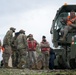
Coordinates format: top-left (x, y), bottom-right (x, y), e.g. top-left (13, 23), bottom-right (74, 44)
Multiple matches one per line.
top-left (3, 27), bottom-right (16, 68)
top-left (16, 30), bottom-right (28, 69)
top-left (11, 32), bottom-right (19, 67)
top-left (40, 36), bottom-right (50, 69)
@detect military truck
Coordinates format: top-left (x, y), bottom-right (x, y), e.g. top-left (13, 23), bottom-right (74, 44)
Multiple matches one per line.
top-left (50, 4), bottom-right (76, 69)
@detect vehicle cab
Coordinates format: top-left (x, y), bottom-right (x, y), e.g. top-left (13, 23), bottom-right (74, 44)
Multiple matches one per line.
top-left (50, 4), bottom-right (76, 47)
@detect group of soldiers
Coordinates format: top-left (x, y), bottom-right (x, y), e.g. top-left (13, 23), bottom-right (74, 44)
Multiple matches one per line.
top-left (0, 27), bottom-right (51, 69)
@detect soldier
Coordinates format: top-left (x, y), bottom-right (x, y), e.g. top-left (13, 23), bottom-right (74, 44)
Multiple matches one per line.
top-left (11, 32), bottom-right (20, 68)
top-left (16, 29), bottom-right (28, 69)
top-left (27, 34), bottom-right (38, 69)
top-left (40, 36), bottom-right (50, 69)
top-left (3, 27), bottom-right (16, 68)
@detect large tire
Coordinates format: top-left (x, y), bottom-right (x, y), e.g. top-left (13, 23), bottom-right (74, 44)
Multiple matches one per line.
top-left (58, 55), bottom-right (70, 69)
top-left (69, 59), bottom-right (76, 69)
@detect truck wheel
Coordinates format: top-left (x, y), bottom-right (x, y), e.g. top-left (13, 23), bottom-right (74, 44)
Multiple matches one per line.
top-left (69, 59), bottom-right (76, 69)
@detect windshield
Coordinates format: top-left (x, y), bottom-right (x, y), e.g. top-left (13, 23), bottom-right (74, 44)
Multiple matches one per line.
top-left (54, 12), bottom-right (68, 30)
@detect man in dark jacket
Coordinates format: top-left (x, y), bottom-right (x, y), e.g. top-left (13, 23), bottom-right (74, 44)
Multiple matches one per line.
top-left (49, 48), bottom-right (56, 69)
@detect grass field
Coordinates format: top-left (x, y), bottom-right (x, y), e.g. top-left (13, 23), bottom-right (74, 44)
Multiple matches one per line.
top-left (0, 68), bottom-right (76, 75)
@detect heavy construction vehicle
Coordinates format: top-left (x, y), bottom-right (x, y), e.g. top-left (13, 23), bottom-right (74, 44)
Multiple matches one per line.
top-left (50, 4), bottom-right (76, 69)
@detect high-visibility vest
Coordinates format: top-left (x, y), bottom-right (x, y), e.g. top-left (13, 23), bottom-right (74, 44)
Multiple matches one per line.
top-left (41, 47), bottom-right (50, 51)
top-left (2, 47), bottom-right (5, 52)
top-left (0, 46), bottom-right (5, 52)
top-left (67, 16), bottom-right (76, 25)
top-left (27, 40), bottom-right (37, 51)
top-left (41, 41), bottom-right (50, 52)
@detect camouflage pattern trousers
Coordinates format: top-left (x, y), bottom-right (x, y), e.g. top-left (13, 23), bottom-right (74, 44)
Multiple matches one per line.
top-left (28, 51), bottom-right (37, 68)
top-left (12, 49), bottom-right (18, 67)
top-left (17, 48), bottom-right (27, 68)
top-left (3, 45), bottom-right (12, 66)
top-left (41, 51), bottom-right (49, 68)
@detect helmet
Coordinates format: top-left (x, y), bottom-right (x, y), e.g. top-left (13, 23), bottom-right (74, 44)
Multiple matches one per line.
top-left (19, 29), bottom-right (25, 33)
top-left (10, 27), bottom-right (16, 31)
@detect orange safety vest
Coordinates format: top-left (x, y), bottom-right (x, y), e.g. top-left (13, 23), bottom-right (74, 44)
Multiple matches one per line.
top-left (2, 47), bottom-right (5, 52)
top-left (67, 16), bottom-right (76, 26)
top-left (0, 46), bottom-right (5, 52)
top-left (27, 40), bottom-right (37, 51)
top-left (41, 41), bottom-right (50, 52)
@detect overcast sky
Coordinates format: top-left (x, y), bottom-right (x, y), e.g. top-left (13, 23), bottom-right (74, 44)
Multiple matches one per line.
top-left (0, 0), bottom-right (76, 48)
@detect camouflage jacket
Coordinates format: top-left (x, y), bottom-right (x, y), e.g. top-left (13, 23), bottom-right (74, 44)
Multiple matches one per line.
top-left (3, 30), bottom-right (13, 46)
top-left (16, 33), bottom-right (28, 49)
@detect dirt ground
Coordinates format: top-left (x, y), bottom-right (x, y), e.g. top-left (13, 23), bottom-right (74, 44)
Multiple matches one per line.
top-left (0, 68), bottom-right (76, 75)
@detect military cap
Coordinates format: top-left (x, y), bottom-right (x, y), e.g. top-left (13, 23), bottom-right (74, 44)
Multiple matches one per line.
top-left (10, 27), bottom-right (16, 31)
top-left (19, 29), bottom-right (25, 33)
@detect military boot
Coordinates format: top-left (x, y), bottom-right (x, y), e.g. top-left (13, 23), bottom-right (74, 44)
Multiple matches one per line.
top-left (17, 61), bottom-right (26, 69)
top-left (4, 63), bottom-right (8, 68)
top-left (43, 66), bottom-right (46, 70)
top-left (4, 63), bottom-right (11, 68)
top-left (28, 65), bottom-right (32, 70)
top-left (46, 66), bottom-right (50, 70)
top-left (17, 62), bottom-right (22, 69)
